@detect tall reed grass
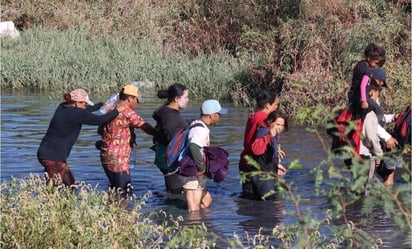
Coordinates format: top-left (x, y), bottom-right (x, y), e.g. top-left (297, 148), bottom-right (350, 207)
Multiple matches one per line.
top-left (0, 27), bottom-right (247, 101)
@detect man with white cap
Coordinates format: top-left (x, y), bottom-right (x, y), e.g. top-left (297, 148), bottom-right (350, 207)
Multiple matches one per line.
top-left (38, 88), bottom-right (124, 187)
top-left (98, 84), bottom-right (157, 196)
top-left (183, 99), bottom-right (227, 212)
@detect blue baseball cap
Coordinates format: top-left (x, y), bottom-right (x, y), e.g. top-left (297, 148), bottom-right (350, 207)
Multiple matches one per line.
top-left (371, 68), bottom-right (387, 87)
top-left (201, 99), bottom-right (228, 115)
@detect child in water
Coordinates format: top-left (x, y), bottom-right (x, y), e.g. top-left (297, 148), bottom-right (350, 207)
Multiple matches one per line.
top-left (243, 110), bottom-right (288, 201)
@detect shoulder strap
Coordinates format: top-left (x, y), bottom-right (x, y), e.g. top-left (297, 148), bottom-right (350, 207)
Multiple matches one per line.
top-left (188, 122), bottom-right (206, 130)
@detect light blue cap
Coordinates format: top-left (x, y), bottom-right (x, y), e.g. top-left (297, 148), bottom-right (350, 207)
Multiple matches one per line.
top-left (201, 99), bottom-right (228, 115)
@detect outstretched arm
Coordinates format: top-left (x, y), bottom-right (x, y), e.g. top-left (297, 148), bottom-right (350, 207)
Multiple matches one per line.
top-left (140, 122), bottom-right (157, 136)
top-left (81, 108), bottom-right (119, 125)
top-left (377, 124), bottom-right (398, 149)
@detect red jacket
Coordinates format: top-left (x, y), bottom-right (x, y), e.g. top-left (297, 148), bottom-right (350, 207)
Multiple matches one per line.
top-left (239, 111), bottom-right (268, 172)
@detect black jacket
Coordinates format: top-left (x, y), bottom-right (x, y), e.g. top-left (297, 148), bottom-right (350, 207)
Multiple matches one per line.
top-left (152, 104), bottom-right (191, 146)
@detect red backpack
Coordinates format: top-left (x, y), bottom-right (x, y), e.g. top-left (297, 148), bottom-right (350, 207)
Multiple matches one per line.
top-left (394, 104), bottom-right (411, 148)
top-left (327, 106), bottom-right (363, 157)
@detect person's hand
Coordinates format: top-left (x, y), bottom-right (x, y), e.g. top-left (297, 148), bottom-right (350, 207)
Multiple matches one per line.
top-left (269, 127), bottom-right (277, 138)
top-left (277, 164), bottom-right (287, 177)
top-left (115, 103), bottom-right (127, 112)
top-left (385, 137), bottom-right (398, 149)
top-left (196, 169), bottom-right (206, 176)
top-left (103, 102), bottom-right (115, 111)
top-left (394, 113), bottom-right (400, 120)
top-left (361, 101), bottom-right (368, 109)
top-left (278, 149), bottom-right (286, 160)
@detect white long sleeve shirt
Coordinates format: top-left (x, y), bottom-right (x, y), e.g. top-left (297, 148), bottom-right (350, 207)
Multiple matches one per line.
top-left (360, 111), bottom-right (384, 158)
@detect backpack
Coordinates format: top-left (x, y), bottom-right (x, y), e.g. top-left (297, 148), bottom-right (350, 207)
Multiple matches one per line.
top-left (165, 123), bottom-right (204, 171)
top-left (326, 105), bottom-right (363, 158)
top-left (393, 105), bottom-right (411, 148)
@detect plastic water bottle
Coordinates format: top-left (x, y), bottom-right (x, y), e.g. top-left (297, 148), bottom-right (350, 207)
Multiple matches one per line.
top-left (99, 81), bottom-right (149, 114)
top-left (132, 81), bottom-right (145, 102)
top-left (132, 81), bottom-right (145, 88)
top-left (99, 93), bottom-right (119, 114)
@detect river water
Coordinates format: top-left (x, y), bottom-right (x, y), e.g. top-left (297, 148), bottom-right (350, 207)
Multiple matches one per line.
top-left (1, 91), bottom-right (409, 248)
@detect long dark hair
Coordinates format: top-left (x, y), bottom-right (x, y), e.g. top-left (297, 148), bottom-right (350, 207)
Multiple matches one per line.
top-left (157, 83), bottom-right (187, 104)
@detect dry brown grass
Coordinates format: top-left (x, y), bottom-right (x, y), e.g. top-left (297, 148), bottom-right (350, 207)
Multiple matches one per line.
top-left (1, 0), bottom-right (410, 123)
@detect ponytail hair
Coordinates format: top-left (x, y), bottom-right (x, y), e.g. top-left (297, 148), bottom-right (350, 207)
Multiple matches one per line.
top-left (157, 83), bottom-right (187, 103)
top-left (63, 93), bottom-right (73, 102)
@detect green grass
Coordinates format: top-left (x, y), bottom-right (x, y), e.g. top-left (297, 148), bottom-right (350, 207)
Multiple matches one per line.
top-left (2, 143), bottom-right (411, 248)
top-left (0, 175), bottom-right (215, 249)
top-left (0, 27), bottom-right (247, 101)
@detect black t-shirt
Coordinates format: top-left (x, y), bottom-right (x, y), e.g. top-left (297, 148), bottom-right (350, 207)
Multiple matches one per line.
top-left (37, 102), bottom-right (118, 162)
top-left (348, 60), bottom-right (372, 103)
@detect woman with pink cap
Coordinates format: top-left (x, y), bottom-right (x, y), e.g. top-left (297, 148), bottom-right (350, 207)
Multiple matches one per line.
top-left (37, 88), bottom-right (125, 187)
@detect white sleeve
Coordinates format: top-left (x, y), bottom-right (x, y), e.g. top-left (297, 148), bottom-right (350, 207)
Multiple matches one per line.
top-left (364, 114), bottom-right (384, 157)
top-left (377, 124), bottom-right (391, 142)
top-left (384, 114), bottom-right (395, 123)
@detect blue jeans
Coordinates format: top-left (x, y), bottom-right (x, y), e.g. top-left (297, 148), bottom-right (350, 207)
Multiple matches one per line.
top-left (102, 164), bottom-right (132, 196)
top-left (241, 173), bottom-right (277, 201)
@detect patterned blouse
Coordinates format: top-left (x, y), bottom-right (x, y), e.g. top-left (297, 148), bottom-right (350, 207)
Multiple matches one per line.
top-left (99, 107), bottom-right (145, 172)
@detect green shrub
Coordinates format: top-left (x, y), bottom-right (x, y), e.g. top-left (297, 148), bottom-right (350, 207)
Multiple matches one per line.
top-left (0, 175), bottom-right (216, 248)
top-left (2, 141), bottom-right (411, 248)
top-left (1, 0), bottom-right (410, 124)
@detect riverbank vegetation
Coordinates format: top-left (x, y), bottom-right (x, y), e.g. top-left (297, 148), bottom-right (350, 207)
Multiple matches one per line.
top-left (1, 28), bottom-right (244, 102)
top-left (1, 0), bottom-right (410, 124)
top-left (2, 149), bottom-right (410, 248)
top-left (1, 0), bottom-right (411, 248)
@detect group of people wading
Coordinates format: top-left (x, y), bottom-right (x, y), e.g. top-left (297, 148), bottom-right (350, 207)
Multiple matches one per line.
top-left (328, 42), bottom-right (411, 187)
top-left (37, 43), bottom-right (410, 212)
